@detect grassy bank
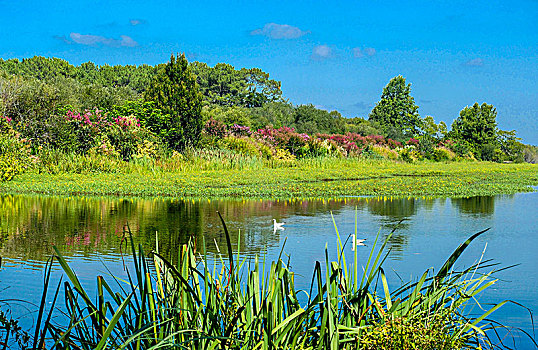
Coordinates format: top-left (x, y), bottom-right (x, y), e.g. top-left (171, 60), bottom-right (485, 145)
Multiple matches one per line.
top-left (1, 159), bottom-right (537, 199)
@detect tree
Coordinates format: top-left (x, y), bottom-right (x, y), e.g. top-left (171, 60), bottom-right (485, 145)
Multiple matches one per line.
top-left (450, 102), bottom-right (498, 158)
top-left (293, 104), bottom-right (345, 134)
top-left (369, 76), bottom-right (422, 138)
top-left (191, 62), bottom-right (283, 107)
top-left (144, 53), bottom-right (203, 150)
top-left (422, 115), bottom-right (447, 141)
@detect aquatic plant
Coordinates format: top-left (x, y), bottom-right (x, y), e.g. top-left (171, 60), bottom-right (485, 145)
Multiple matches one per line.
top-left (27, 215), bottom-right (534, 349)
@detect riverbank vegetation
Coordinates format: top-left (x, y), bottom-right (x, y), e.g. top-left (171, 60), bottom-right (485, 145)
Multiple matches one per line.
top-left (1, 216), bottom-right (531, 349)
top-left (1, 159), bottom-right (537, 198)
top-left (1, 55), bottom-right (537, 193)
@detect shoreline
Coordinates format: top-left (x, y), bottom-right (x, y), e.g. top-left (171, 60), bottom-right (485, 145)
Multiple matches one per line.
top-left (2, 161), bottom-right (537, 200)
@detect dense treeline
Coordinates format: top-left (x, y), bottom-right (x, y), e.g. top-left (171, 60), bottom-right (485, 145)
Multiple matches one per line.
top-left (0, 55), bottom-right (536, 182)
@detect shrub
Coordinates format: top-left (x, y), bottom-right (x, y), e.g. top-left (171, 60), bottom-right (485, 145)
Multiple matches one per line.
top-left (397, 146), bottom-right (421, 163)
top-left (106, 114), bottom-right (146, 160)
top-left (0, 116), bottom-right (30, 181)
top-left (298, 138), bottom-right (329, 158)
top-left (202, 117), bottom-right (228, 138)
top-left (370, 145), bottom-right (399, 160)
top-left (63, 108), bottom-right (109, 153)
top-left (219, 136), bottom-right (263, 157)
top-left (272, 147), bottom-right (296, 161)
top-left (432, 147), bottom-right (456, 162)
top-left (360, 314), bottom-right (464, 350)
top-left (255, 126), bottom-right (309, 155)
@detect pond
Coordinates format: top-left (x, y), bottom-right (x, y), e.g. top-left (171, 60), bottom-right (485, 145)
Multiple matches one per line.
top-left (0, 192), bottom-right (536, 349)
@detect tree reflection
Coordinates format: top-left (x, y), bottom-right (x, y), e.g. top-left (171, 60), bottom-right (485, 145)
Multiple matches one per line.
top-left (451, 196), bottom-right (495, 216)
top-left (361, 197), bottom-right (420, 255)
top-left (1, 194), bottom-right (502, 264)
top-left (0, 195), bottom-right (356, 262)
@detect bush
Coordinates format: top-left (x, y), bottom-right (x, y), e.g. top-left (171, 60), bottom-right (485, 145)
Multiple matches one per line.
top-left (219, 136), bottom-right (264, 157)
top-left (0, 116), bottom-right (30, 181)
top-left (477, 143), bottom-right (499, 161)
top-left (370, 145), bottom-right (399, 160)
top-left (397, 146), bottom-right (421, 163)
top-left (432, 147), bottom-right (456, 162)
top-left (202, 117), bottom-right (228, 139)
top-left (360, 314), bottom-right (464, 350)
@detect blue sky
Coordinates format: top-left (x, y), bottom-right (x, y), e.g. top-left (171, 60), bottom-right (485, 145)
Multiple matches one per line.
top-left (1, 0), bottom-right (537, 143)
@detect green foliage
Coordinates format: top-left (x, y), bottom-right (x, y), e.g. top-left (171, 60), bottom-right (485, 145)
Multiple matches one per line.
top-left (249, 101), bottom-right (295, 129)
top-left (191, 62), bottom-right (283, 107)
top-left (28, 219), bottom-right (519, 349)
top-left (202, 105), bottom-right (252, 127)
top-left (397, 146), bottom-right (421, 163)
top-left (298, 138), bottom-right (331, 158)
top-left (33, 149), bottom-right (122, 174)
top-left (344, 117), bottom-right (385, 136)
top-left (219, 136), bottom-right (264, 157)
top-left (496, 129), bottom-right (524, 162)
top-left (144, 54), bottom-right (203, 150)
top-left (2, 160), bottom-right (536, 198)
top-left (450, 103), bottom-right (498, 158)
top-left (0, 56), bottom-right (156, 94)
top-left (369, 76), bottom-right (422, 138)
top-left (293, 104), bottom-right (346, 134)
top-left (523, 145), bottom-right (538, 164)
top-left (432, 147), bottom-right (456, 162)
top-left (360, 315), bottom-right (464, 350)
top-left (370, 145), bottom-right (399, 160)
top-left (422, 115), bottom-right (447, 141)
top-left (0, 117), bottom-right (30, 181)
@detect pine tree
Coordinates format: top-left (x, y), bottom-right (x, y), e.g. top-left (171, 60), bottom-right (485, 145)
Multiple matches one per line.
top-left (144, 53), bottom-right (203, 150)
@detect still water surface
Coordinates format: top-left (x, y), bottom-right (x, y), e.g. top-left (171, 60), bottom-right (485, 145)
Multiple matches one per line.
top-left (0, 193), bottom-right (536, 348)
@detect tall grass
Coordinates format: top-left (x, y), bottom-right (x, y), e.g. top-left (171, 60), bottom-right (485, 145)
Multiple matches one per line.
top-left (26, 214), bottom-right (535, 349)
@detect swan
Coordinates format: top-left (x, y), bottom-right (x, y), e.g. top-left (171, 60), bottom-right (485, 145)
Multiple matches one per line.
top-left (273, 219), bottom-right (285, 233)
top-left (351, 234), bottom-right (366, 251)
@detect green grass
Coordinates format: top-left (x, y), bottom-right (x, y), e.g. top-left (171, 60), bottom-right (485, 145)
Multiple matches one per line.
top-left (1, 158), bottom-right (537, 199)
top-left (22, 214), bottom-right (532, 349)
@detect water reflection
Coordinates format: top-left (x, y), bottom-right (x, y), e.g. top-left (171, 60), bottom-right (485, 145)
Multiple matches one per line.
top-left (451, 196), bottom-right (496, 216)
top-left (0, 194), bottom-right (505, 264)
top-left (1, 192), bottom-right (536, 349)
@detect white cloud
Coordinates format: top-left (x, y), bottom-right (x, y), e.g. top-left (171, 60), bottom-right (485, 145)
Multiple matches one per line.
top-left (311, 45), bottom-right (332, 59)
top-left (119, 35), bottom-right (138, 47)
top-left (465, 58), bottom-right (484, 67)
top-left (68, 33), bottom-right (138, 47)
top-left (353, 47), bottom-right (376, 58)
top-left (251, 23), bottom-right (310, 39)
top-left (129, 19), bottom-right (146, 26)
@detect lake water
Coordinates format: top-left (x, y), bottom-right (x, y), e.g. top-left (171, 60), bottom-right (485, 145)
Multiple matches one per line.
top-left (0, 192), bottom-right (537, 348)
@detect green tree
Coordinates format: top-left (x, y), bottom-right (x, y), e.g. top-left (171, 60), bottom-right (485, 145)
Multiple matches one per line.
top-left (450, 103), bottom-right (498, 158)
top-left (249, 102), bottom-right (295, 129)
top-left (293, 104), bottom-right (345, 134)
top-left (369, 76), bottom-right (422, 138)
top-left (496, 129), bottom-right (524, 162)
top-left (422, 115), bottom-right (447, 141)
top-left (191, 62), bottom-right (283, 107)
top-left (144, 54), bottom-right (203, 150)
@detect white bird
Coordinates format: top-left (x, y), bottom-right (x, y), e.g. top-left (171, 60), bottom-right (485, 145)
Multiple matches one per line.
top-left (273, 219), bottom-right (285, 233)
top-left (351, 234), bottom-right (366, 251)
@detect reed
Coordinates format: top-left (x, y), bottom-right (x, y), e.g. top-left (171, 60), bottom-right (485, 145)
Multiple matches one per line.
top-left (27, 215), bottom-right (534, 349)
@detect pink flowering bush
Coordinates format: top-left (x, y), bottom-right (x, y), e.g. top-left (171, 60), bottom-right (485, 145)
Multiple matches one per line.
top-left (231, 124), bottom-right (252, 137)
top-left (62, 109), bottom-right (155, 160)
top-left (255, 126), bottom-right (309, 155)
top-left (64, 109), bottom-right (109, 153)
top-left (203, 118), bottom-right (228, 139)
top-left (406, 138), bottom-right (419, 147)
